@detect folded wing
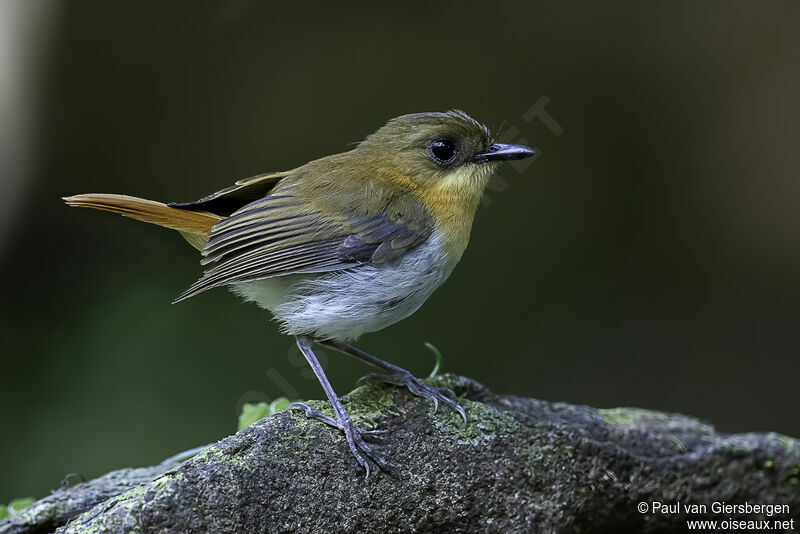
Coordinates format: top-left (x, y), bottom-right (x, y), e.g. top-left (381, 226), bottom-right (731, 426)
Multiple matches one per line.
top-left (168, 171), bottom-right (290, 216)
top-left (174, 184), bottom-right (433, 302)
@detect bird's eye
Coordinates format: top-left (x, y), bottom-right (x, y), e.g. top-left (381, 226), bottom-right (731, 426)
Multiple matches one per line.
top-left (429, 139), bottom-right (457, 164)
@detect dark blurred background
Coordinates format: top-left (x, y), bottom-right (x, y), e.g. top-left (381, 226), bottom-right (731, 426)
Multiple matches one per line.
top-left (2, 1), bottom-right (799, 502)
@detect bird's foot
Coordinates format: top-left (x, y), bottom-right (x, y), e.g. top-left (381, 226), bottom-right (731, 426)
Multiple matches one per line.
top-left (288, 402), bottom-right (394, 477)
top-left (357, 371), bottom-right (468, 424)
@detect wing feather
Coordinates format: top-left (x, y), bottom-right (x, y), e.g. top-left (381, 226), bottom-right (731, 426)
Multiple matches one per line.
top-left (168, 172), bottom-right (291, 216)
top-left (174, 185), bottom-right (434, 302)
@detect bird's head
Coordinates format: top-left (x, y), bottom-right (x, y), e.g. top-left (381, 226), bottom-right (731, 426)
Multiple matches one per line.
top-left (355, 110), bottom-right (535, 203)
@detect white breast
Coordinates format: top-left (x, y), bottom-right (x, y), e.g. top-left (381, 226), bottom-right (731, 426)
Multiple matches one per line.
top-left (230, 231), bottom-right (453, 341)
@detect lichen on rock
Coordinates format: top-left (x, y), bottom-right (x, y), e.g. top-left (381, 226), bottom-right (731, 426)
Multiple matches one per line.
top-left (1, 374), bottom-right (797, 534)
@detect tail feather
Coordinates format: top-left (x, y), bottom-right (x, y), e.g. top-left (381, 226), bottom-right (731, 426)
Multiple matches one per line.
top-left (63, 193), bottom-right (223, 250)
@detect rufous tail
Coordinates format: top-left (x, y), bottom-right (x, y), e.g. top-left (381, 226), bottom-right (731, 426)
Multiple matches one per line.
top-left (63, 193), bottom-right (223, 250)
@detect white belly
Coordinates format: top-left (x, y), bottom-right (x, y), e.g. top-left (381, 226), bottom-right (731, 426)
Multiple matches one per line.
top-left (230, 232), bottom-right (453, 341)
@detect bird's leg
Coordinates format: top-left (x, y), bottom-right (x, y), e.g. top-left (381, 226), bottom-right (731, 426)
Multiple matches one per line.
top-left (320, 339), bottom-right (468, 424)
top-left (288, 335), bottom-right (393, 477)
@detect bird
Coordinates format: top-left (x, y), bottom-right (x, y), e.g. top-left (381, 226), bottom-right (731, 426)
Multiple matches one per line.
top-left (64, 110), bottom-right (536, 476)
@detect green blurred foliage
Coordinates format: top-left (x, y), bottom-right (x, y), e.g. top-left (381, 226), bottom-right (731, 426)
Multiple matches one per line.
top-left (1, 0), bottom-right (799, 503)
top-left (0, 497), bottom-right (36, 520)
top-left (237, 398), bottom-right (290, 432)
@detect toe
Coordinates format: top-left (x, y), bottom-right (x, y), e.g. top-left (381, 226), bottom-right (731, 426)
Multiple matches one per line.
top-left (287, 401), bottom-right (315, 416)
top-left (288, 402), bottom-right (344, 429)
top-left (345, 426), bottom-right (396, 477)
top-left (403, 377), bottom-right (467, 423)
top-left (433, 386), bottom-right (457, 399)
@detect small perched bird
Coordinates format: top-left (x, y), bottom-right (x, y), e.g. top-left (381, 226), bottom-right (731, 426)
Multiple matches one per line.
top-left (64, 110), bottom-right (535, 475)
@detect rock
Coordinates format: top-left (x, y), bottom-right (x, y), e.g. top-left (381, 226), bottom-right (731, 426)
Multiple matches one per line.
top-left (2, 375), bottom-right (798, 533)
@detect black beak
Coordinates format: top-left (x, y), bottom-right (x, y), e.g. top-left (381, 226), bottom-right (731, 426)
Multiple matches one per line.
top-left (472, 143), bottom-right (536, 163)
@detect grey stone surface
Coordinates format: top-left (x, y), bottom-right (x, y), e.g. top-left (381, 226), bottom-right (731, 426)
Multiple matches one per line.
top-left (2, 375), bottom-right (798, 533)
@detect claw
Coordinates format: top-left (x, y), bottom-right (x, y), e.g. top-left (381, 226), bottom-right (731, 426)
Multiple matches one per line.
top-left (452, 403), bottom-right (468, 426)
top-left (359, 371), bottom-right (468, 424)
top-left (357, 372), bottom-right (407, 388)
top-left (289, 401), bottom-right (394, 476)
top-left (408, 376), bottom-right (467, 424)
top-left (287, 401), bottom-right (314, 414)
top-left (356, 373), bottom-right (380, 387)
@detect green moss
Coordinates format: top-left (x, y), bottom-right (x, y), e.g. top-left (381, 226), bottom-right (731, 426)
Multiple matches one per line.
top-left (773, 433), bottom-right (797, 452)
top-left (670, 436), bottom-right (687, 452)
top-left (443, 400), bottom-right (520, 443)
top-left (118, 484), bottom-right (148, 501)
top-left (343, 384), bottom-right (404, 420)
top-left (151, 475), bottom-right (178, 492)
top-left (282, 401), bottom-right (333, 435)
top-left (597, 407), bottom-right (669, 426)
top-left (787, 464), bottom-right (800, 485)
top-left (195, 445), bottom-right (258, 472)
